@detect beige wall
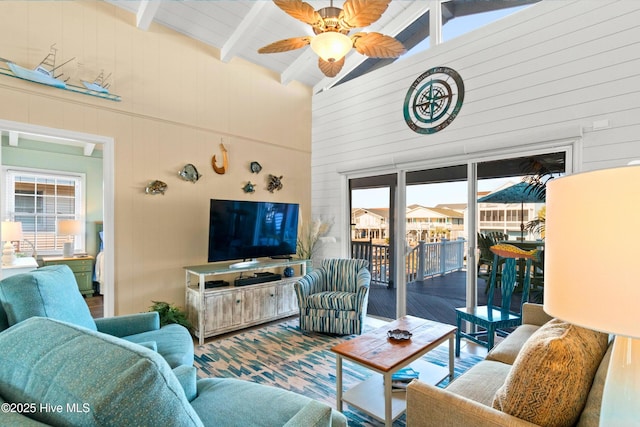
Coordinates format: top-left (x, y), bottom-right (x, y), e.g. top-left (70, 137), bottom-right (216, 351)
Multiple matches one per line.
top-left (0, 1), bottom-right (312, 314)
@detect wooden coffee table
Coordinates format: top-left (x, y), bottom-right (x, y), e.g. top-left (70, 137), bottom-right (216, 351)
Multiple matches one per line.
top-left (331, 316), bottom-right (457, 426)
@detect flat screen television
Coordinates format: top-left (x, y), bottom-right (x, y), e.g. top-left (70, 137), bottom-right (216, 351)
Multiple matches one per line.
top-left (207, 199), bottom-right (299, 265)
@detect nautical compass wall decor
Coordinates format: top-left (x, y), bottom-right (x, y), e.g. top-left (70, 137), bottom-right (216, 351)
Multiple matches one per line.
top-left (403, 66), bottom-right (464, 134)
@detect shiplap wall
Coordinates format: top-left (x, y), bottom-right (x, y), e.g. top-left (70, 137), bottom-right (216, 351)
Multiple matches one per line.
top-left (312, 0), bottom-right (640, 258)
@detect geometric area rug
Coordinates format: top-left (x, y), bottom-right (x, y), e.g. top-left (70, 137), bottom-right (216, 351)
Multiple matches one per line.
top-left (194, 318), bottom-right (484, 427)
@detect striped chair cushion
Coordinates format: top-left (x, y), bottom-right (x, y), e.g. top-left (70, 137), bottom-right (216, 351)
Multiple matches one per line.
top-left (322, 259), bottom-right (368, 293)
top-left (306, 291), bottom-right (357, 311)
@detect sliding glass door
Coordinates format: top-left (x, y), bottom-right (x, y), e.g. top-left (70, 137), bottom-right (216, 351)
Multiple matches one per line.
top-left (349, 174), bottom-right (396, 319)
top-left (348, 149), bottom-right (568, 323)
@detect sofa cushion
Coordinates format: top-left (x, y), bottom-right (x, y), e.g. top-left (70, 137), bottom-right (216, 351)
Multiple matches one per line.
top-left (123, 323), bottom-right (195, 368)
top-left (446, 360), bottom-right (512, 406)
top-left (0, 265), bottom-right (96, 330)
top-left (492, 318), bottom-right (609, 427)
top-left (306, 291), bottom-right (357, 310)
top-left (577, 340), bottom-right (613, 427)
top-left (0, 394), bottom-right (50, 426)
top-left (192, 377), bottom-right (346, 427)
top-left (0, 317), bottom-right (203, 427)
top-left (486, 324), bottom-right (542, 365)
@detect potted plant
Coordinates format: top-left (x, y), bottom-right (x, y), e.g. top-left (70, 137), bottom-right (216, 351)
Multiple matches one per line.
top-left (149, 301), bottom-right (191, 329)
top-left (296, 217), bottom-right (333, 260)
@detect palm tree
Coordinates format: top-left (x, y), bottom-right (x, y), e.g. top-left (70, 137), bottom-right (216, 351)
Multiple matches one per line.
top-left (519, 155), bottom-right (563, 238)
top-left (525, 206), bottom-right (546, 237)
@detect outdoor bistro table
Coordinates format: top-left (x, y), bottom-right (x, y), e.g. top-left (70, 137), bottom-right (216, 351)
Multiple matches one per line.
top-left (331, 316), bottom-right (456, 426)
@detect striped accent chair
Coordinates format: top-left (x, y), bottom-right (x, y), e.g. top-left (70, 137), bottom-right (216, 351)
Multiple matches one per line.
top-left (294, 258), bottom-right (371, 335)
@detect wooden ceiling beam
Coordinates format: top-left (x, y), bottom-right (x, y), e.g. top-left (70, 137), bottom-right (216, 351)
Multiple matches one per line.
top-left (136, 0), bottom-right (161, 31)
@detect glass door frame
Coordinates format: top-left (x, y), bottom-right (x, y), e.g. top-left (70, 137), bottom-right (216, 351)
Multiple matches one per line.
top-left (342, 139), bottom-right (578, 319)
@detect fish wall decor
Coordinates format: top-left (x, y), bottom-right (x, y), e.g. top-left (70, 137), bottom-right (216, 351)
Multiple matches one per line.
top-left (145, 180), bottom-right (167, 195)
top-left (178, 164), bottom-right (202, 183)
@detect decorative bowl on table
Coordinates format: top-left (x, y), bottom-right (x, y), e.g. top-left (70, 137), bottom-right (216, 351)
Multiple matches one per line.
top-left (387, 329), bottom-right (412, 341)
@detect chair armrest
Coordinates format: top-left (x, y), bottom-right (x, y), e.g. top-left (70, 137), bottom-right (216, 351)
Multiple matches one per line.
top-left (406, 381), bottom-right (539, 427)
top-left (354, 268), bottom-right (371, 312)
top-left (356, 267), bottom-right (371, 289)
top-left (294, 270), bottom-right (326, 305)
top-left (521, 303), bottom-right (553, 326)
top-left (283, 400), bottom-right (332, 427)
top-left (95, 311), bottom-right (160, 337)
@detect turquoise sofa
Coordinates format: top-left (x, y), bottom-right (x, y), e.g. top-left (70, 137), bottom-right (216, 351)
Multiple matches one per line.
top-left (0, 265), bottom-right (193, 368)
top-left (0, 317), bottom-right (344, 426)
top-left (0, 266), bottom-right (348, 426)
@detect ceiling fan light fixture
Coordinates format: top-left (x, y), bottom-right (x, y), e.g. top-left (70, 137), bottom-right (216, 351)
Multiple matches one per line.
top-left (310, 32), bottom-right (352, 62)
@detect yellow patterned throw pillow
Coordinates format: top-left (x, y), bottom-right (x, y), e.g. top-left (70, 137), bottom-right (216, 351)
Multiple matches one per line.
top-left (492, 318), bottom-right (609, 427)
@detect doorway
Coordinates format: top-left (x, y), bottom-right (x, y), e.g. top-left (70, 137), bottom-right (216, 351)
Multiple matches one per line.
top-left (0, 119), bottom-right (115, 317)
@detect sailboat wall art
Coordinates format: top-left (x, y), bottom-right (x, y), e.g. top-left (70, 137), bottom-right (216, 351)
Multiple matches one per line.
top-left (0, 44), bottom-right (121, 102)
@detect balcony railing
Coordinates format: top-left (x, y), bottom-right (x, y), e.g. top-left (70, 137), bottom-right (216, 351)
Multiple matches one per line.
top-left (352, 238), bottom-right (466, 286)
top-left (407, 238), bottom-right (466, 281)
top-left (352, 241), bottom-right (390, 286)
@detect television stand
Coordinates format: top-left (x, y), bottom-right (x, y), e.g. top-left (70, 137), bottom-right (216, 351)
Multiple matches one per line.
top-left (184, 258), bottom-right (311, 344)
top-left (230, 259), bottom-right (260, 269)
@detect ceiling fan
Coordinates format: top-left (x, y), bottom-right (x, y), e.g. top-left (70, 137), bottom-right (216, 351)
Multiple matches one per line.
top-left (258, 0), bottom-right (406, 78)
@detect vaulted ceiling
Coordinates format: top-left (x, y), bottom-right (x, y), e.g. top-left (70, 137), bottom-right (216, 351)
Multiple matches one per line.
top-left (108, 0), bottom-right (539, 92)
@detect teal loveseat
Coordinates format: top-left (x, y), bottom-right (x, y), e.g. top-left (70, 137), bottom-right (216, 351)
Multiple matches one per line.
top-left (0, 265), bottom-right (193, 368)
top-left (0, 317), bottom-right (345, 426)
top-left (0, 265), bottom-right (348, 426)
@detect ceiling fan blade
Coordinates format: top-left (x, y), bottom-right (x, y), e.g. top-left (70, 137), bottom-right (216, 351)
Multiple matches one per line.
top-left (352, 32), bottom-right (406, 58)
top-left (340, 0), bottom-right (391, 29)
top-left (258, 36), bottom-right (312, 54)
top-left (273, 0), bottom-right (323, 27)
top-left (318, 56), bottom-right (345, 78)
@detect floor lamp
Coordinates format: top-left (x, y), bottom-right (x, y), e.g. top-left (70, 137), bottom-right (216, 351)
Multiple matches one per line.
top-left (58, 219), bottom-right (82, 258)
top-left (544, 165), bottom-right (640, 426)
top-left (1, 221), bottom-right (23, 266)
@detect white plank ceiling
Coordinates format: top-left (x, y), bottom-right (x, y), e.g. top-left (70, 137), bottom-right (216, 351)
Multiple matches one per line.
top-left (107, 0), bottom-right (539, 92)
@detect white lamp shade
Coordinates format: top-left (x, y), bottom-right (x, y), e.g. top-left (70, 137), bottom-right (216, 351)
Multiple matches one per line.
top-left (310, 32), bottom-right (352, 62)
top-left (58, 219), bottom-right (82, 236)
top-left (545, 166), bottom-right (640, 426)
top-left (1, 221), bottom-right (23, 242)
top-left (544, 165), bottom-right (640, 338)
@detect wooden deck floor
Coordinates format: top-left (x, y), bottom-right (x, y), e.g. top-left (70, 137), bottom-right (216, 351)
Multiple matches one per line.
top-left (367, 270), bottom-right (542, 326)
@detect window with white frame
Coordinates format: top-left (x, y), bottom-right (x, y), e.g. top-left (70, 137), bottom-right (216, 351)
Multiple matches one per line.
top-left (3, 168), bottom-right (85, 255)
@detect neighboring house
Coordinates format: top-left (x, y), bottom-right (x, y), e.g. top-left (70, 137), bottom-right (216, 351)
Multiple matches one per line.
top-left (478, 202), bottom-right (543, 240)
top-left (406, 205), bottom-right (464, 242)
top-left (351, 208), bottom-right (388, 241)
top-left (352, 205), bottom-right (464, 243)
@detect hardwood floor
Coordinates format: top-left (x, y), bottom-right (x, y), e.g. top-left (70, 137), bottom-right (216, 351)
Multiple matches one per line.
top-left (85, 294), bottom-right (103, 319)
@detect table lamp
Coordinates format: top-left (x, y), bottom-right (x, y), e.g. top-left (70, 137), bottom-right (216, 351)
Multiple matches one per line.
top-left (58, 219), bottom-right (82, 258)
top-left (1, 221), bottom-right (23, 266)
top-left (544, 165), bottom-right (640, 426)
